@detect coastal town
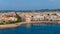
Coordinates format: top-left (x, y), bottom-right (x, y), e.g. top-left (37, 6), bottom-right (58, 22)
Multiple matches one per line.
top-left (0, 12), bottom-right (60, 29)
top-left (0, 12), bottom-right (60, 24)
top-left (18, 12), bottom-right (60, 24)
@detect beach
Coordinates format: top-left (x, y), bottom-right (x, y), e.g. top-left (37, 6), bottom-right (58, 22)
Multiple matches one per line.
top-left (0, 22), bottom-right (25, 29)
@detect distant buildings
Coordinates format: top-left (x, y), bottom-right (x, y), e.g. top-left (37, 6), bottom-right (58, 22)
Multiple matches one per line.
top-left (25, 12), bottom-right (60, 21)
top-left (0, 12), bottom-right (17, 23)
top-left (31, 13), bottom-right (44, 21)
top-left (0, 12), bottom-right (60, 23)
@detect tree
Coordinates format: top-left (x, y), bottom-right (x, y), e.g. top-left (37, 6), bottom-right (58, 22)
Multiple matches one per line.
top-left (15, 12), bottom-right (22, 22)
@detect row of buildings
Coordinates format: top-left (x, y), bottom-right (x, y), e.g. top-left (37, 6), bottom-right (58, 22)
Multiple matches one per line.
top-left (24, 12), bottom-right (60, 21)
top-left (0, 12), bottom-right (60, 23)
top-left (0, 12), bottom-right (17, 23)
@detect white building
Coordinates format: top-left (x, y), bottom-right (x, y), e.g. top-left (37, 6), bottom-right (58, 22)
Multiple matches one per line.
top-left (26, 15), bottom-right (31, 23)
top-left (8, 17), bottom-right (17, 21)
top-left (49, 15), bottom-right (57, 21)
top-left (57, 13), bottom-right (60, 16)
top-left (32, 13), bottom-right (44, 21)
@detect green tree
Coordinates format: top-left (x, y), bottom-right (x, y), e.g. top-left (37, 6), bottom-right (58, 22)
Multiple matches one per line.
top-left (15, 12), bottom-right (22, 22)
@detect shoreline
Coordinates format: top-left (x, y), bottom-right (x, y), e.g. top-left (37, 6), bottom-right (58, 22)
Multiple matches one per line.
top-left (0, 22), bottom-right (26, 29)
top-left (0, 21), bottom-right (60, 29)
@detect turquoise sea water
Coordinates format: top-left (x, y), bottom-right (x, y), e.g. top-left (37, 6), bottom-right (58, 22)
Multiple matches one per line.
top-left (0, 24), bottom-right (60, 34)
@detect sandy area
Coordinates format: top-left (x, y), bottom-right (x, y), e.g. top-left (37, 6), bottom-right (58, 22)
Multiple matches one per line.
top-left (0, 22), bottom-right (26, 29)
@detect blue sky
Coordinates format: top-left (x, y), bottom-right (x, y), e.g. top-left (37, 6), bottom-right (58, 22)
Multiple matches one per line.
top-left (0, 0), bottom-right (60, 10)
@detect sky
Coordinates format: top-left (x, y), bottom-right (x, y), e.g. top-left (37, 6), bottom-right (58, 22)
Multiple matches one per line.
top-left (0, 0), bottom-right (60, 10)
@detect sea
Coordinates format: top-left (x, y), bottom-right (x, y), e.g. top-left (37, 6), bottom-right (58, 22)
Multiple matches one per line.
top-left (0, 24), bottom-right (60, 34)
